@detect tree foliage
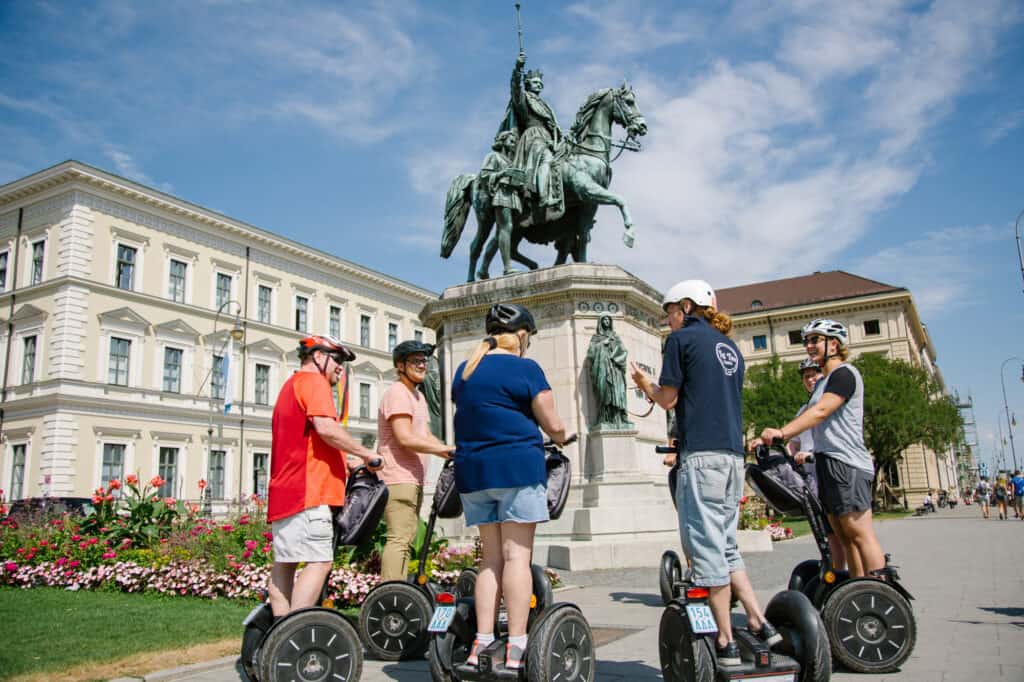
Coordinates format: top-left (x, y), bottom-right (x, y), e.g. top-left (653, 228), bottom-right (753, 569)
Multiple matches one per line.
top-left (742, 355), bottom-right (809, 437)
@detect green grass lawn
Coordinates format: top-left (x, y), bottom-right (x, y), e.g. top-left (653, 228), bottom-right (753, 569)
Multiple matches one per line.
top-left (781, 508), bottom-right (912, 539)
top-left (0, 587), bottom-right (255, 679)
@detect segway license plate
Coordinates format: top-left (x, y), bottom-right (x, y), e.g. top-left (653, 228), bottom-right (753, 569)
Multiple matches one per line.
top-left (685, 604), bottom-right (717, 634)
top-left (427, 605), bottom-right (456, 633)
top-left (241, 603), bottom-right (266, 626)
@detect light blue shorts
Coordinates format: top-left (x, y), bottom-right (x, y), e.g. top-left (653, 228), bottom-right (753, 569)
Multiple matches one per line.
top-left (461, 484), bottom-right (549, 527)
top-left (676, 451), bottom-right (746, 587)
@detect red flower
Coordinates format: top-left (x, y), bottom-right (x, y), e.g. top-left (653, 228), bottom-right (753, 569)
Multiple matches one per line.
top-left (91, 495), bottom-right (103, 504)
top-left (160, 538), bottom-right (169, 544)
top-left (222, 524), bottom-right (234, 532)
top-left (102, 551), bottom-right (117, 559)
top-left (262, 531), bottom-right (273, 541)
top-left (69, 559), bottom-right (80, 568)
top-left (164, 497), bottom-right (176, 506)
top-left (150, 475), bottom-right (166, 489)
top-left (739, 496), bottom-right (749, 506)
top-left (198, 479), bottom-right (207, 490)
top-left (39, 540), bottom-right (49, 547)
top-left (108, 479), bottom-right (122, 490)
top-left (3, 562), bottom-right (17, 572)
top-left (88, 537), bottom-right (98, 545)
top-left (71, 534), bottom-right (81, 541)
top-left (104, 494), bottom-right (114, 502)
top-left (126, 474), bottom-right (139, 486)
top-left (245, 540), bottom-right (258, 550)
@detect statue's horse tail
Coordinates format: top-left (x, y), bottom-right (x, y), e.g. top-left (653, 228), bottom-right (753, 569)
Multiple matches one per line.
top-left (441, 173), bottom-right (476, 258)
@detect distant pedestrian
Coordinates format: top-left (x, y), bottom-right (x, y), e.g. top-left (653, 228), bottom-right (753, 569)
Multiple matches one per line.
top-left (1012, 471), bottom-right (1024, 520)
top-left (994, 476), bottom-right (1009, 520)
top-left (976, 477), bottom-right (991, 518)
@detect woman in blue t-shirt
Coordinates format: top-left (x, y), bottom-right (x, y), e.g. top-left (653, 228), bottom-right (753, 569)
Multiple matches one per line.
top-left (452, 303), bottom-right (568, 670)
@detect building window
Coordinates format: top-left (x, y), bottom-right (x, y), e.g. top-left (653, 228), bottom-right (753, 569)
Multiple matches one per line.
top-left (101, 444), bottom-right (125, 491)
top-left (295, 296), bottom-right (308, 332)
top-left (168, 259), bottom-right (187, 302)
top-left (208, 450), bottom-right (225, 499)
top-left (163, 347), bottom-right (183, 393)
top-left (359, 382), bottom-right (370, 419)
top-left (329, 306), bottom-right (342, 339)
top-left (158, 447), bottom-right (177, 498)
top-left (360, 315), bottom-right (371, 347)
top-left (864, 319), bottom-right (881, 336)
top-left (388, 323), bottom-right (398, 352)
top-left (752, 335), bottom-right (768, 351)
top-left (788, 330), bottom-right (803, 346)
top-left (750, 299), bottom-right (763, 309)
top-left (10, 444), bottom-right (27, 499)
top-left (255, 364), bottom-right (270, 405)
top-left (211, 355), bottom-right (225, 399)
top-left (0, 251), bottom-right (8, 292)
top-left (21, 335), bottom-right (37, 384)
top-left (108, 337), bottom-right (131, 386)
top-left (115, 244), bottom-right (136, 290)
top-left (414, 329), bottom-right (423, 344)
top-left (216, 273), bottom-right (232, 309)
top-left (257, 285), bottom-right (272, 324)
top-left (30, 240), bottom-right (44, 285)
top-left (253, 452), bottom-right (269, 499)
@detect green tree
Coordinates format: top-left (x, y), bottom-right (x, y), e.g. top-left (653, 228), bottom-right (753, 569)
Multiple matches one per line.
top-left (852, 354), bottom-right (964, 506)
top-left (742, 355), bottom-right (809, 437)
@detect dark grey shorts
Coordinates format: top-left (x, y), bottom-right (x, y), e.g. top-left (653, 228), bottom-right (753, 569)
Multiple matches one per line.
top-left (815, 455), bottom-right (873, 516)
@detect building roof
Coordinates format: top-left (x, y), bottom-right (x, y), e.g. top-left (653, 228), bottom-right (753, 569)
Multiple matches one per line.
top-left (716, 270), bottom-right (905, 315)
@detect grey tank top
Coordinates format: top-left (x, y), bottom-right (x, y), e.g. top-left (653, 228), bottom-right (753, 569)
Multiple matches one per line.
top-left (808, 363), bottom-right (873, 474)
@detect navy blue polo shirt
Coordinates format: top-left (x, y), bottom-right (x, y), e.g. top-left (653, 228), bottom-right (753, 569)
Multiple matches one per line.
top-left (659, 315), bottom-right (745, 455)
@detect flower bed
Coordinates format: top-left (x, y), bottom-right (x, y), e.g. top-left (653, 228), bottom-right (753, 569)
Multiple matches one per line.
top-left (0, 478), bottom-right (487, 607)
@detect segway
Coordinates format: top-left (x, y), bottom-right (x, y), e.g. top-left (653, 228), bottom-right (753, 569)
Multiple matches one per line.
top-left (356, 458), bottom-right (467, 660)
top-left (746, 443), bottom-right (917, 674)
top-left (428, 436), bottom-right (593, 681)
top-left (240, 461), bottom-right (388, 682)
top-left (656, 445), bottom-right (685, 606)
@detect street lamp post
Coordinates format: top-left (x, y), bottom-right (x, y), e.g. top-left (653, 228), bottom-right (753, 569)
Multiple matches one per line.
top-left (1000, 356), bottom-right (1022, 471)
top-left (196, 301), bottom-right (244, 514)
top-left (1016, 208), bottom-right (1024, 295)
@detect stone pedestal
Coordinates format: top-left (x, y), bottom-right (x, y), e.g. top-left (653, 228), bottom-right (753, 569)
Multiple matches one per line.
top-left (421, 264), bottom-right (682, 570)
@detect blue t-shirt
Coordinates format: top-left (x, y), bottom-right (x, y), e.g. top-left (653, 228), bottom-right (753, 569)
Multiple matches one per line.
top-left (1013, 475), bottom-right (1024, 497)
top-left (659, 316), bottom-right (745, 455)
top-left (451, 353), bottom-right (552, 493)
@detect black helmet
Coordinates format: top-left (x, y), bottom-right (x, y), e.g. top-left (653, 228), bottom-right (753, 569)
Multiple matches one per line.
top-left (392, 340), bottom-right (435, 366)
top-left (797, 358), bottom-right (820, 374)
top-left (485, 303), bottom-right (537, 335)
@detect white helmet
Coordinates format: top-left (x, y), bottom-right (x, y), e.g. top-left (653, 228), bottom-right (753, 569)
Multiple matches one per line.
top-left (662, 279), bottom-right (716, 312)
top-left (801, 319), bottom-right (848, 347)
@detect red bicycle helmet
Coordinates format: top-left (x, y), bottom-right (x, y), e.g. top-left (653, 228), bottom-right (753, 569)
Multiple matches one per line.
top-left (298, 334), bottom-right (356, 362)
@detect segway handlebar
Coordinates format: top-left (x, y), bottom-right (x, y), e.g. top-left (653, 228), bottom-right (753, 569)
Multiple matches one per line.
top-left (544, 433), bottom-right (578, 448)
top-left (655, 445), bottom-right (677, 454)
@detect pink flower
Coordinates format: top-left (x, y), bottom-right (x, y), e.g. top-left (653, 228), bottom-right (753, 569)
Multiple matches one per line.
top-left (102, 551), bottom-right (117, 559)
top-left (221, 524), bottom-right (234, 532)
top-left (245, 540), bottom-right (258, 550)
top-left (71, 534), bottom-right (81, 541)
top-left (88, 537), bottom-right (99, 545)
top-left (262, 531), bottom-right (273, 541)
top-left (164, 497), bottom-right (176, 506)
top-left (3, 562), bottom-right (17, 572)
top-left (39, 540), bottom-right (49, 547)
top-left (242, 550), bottom-right (253, 559)
top-left (69, 560), bottom-right (80, 568)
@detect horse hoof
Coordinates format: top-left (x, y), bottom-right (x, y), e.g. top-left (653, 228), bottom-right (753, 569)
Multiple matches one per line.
top-left (477, 271), bottom-right (490, 280)
top-left (622, 233), bottom-right (635, 248)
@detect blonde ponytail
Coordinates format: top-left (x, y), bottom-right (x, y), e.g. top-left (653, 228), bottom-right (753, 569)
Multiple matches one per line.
top-left (460, 333), bottom-right (522, 380)
top-left (701, 306), bottom-right (733, 336)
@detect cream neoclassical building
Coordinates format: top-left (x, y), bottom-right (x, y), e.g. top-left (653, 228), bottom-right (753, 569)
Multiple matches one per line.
top-left (718, 271), bottom-right (965, 507)
top-left (0, 161), bottom-right (435, 506)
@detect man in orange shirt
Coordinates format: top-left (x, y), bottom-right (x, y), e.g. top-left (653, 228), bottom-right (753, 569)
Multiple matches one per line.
top-left (267, 334), bottom-right (383, 617)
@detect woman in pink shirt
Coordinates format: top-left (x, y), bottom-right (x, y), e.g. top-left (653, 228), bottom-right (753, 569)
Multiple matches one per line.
top-left (377, 340), bottom-right (454, 581)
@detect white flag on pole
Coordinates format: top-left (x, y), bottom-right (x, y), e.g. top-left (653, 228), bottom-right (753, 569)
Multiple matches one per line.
top-left (222, 336), bottom-right (235, 414)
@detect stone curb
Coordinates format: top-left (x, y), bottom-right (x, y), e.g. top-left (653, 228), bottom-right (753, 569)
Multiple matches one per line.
top-left (126, 655), bottom-right (237, 682)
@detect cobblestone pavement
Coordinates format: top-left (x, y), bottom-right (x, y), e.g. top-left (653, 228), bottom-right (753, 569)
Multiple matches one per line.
top-left (147, 504), bottom-right (1023, 682)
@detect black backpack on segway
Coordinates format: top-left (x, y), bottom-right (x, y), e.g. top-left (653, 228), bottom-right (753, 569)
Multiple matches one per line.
top-left (428, 435), bottom-right (596, 682)
top-left (355, 458), bottom-right (471, 661)
top-left (746, 443), bottom-right (917, 674)
top-left (240, 462), bottom-right (388, 682)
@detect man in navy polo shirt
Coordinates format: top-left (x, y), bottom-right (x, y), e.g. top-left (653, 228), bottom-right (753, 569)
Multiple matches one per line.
top-left (632, 279), bottom-right (780, 666)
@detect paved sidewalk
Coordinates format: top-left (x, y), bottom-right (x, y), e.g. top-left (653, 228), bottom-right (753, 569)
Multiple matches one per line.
top-left (148, 504), bottom-right (1024, 681)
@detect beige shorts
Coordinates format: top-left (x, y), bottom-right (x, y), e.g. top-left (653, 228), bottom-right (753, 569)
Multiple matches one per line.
top-left (271, 504), bottom-right (334, 563)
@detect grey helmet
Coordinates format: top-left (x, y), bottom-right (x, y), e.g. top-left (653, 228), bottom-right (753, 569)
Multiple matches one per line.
top-left (801, 319), bottom-right (848, 347)
top-left (797, 358), bottom-right (821, 374)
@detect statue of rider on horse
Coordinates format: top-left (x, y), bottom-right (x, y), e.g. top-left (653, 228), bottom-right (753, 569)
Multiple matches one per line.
top-left (441, 6), bottom-right (647, 282)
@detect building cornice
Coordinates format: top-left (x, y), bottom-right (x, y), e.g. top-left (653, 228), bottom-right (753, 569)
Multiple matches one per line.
top-left (0, 160), bottom-right (437, 304)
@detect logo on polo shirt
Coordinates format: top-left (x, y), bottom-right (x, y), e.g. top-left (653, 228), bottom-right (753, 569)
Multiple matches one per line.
top-left (715, 343), bottom-right (739, 376)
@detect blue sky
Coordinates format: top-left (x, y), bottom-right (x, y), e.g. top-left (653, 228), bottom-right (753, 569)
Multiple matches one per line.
top-left (2, 0), bottom-right (1023, 475)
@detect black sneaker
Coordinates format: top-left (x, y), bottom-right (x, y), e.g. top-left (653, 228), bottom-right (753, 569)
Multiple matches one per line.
top-left (716, 641), bottom-right (741, 666)
top-left (752, 621), bottom-right (783, 647)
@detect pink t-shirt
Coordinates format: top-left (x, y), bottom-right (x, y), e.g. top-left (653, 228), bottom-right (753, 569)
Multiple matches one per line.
top-left (377, 381), bottom-right (430, 486)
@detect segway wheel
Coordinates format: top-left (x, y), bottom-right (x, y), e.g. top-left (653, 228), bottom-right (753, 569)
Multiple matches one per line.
top-left (240, 603), bottom-right (273, 682)
top-left (454, 567), bottom-right (478, 600)
top-left (429, 631), bottom-right (471, 682)
top-left (659, 551), bottom-right (683, 606)
top-left (764, 590), bottom-right (831, 682)
top-left (257, 609), bottom-right (362, 682)
top-left (787, 559), bottom-right (820, 594)
top-left (527, 606), bottom-right (596, 682)
top-left (358, 581), bottom-right (434, 660)
top-left (821, 579), bottom-right (916, 673)
top-left (658, 602), bottom-right (714, 682)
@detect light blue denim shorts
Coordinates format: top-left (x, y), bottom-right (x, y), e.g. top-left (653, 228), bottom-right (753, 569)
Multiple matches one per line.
top-left (675, 451), bottom-right (746, 587)
top-left (460, 484), bottom-right (549, 527)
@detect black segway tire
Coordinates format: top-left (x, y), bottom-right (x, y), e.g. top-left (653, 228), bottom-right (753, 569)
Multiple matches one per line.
top-left (658, 601), bottom-right (715, 682)
top-left (788, 559), bottom-right (821, 594)
top-left (526, 604), bottom-right (596, 682)
top-left (358, 581), bottom-right (434, 660)
top-left (240, 603), bottom-right (273, 682)
top-left (764, 590), bottom-right (831, 682)
top-left (821, 579), bottom-right (916, 673)
top-left (660, 551), bottom-right (683, 606)
top-left (454, 567), bottom-right (478, 600)
top-left (257, 608), bottom-right (362, 682)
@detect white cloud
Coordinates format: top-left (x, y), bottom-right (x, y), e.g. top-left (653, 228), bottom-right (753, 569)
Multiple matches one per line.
top-left (560, 1), bottom-right (705, 56)
top-left (984, 108), bottom-right (1024, 146)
